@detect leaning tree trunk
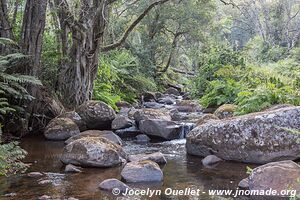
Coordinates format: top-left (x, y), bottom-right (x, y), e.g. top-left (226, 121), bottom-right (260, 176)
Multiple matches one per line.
top-left (20, 0), bottom-right (47, 77)
top-left (55, 0), bottom-right (109, 107)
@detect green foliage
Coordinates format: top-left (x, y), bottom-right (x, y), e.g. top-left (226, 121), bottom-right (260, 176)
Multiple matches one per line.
top-left (93, 49), bottom-right (158, 108)
top-left (0, 38), bottom-right (42, 115)
top-left (190, 44), bottom-right (245, 97)
top-left (194, 56), bottom-right (300, 115)
top-left (0, 139), bottom-right (28, 176)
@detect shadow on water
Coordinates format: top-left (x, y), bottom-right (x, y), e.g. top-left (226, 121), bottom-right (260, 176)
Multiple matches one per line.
top-left (0, 135), bottom-right (258, 200)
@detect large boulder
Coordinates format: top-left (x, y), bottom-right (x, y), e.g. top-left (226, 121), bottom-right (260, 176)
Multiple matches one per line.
top-left (77, 101), bottom-right (116, 130)
top-left (133, 108), bottom-right (171, 124)
top-left (44, 118), bottom-right (80, 140)
top-left (61, 137), bottom-right (127, 167)
top-left (121, 160), bottom-right (163, 183)
top-left (186, 106), bottom-right (300, 164)
top-left (170, 109), bottom-right (205, 123)
top-left (111, 116), bottom-right (133, 130)
top-left (58, 111), bottom-right (87, 131)
top-left (214, 104), bottom-right (237, 119)
top-left (139, 119), bottom-right (182, 140)
top-left (65, 130), bottom-right (122, 146)
top-left (247, 161), bottom-right (300, 197)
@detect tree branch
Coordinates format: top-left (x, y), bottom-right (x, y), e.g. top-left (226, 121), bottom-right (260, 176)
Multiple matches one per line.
top-left (101, 0), bottom-right (170, 52)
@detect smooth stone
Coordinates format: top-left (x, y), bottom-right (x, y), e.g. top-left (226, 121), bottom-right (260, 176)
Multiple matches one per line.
top-left (111, 116), bottom-right (133, 130)
top-left (128, 152), bottom-right (167, 164)
top-left (38, 195), bottom-right (51, 200)
top-left (65, 164), bottom-right (82, 173)
top-left (135, 134), bottom-right (150, 144)
top-left (28, 172), bottom-right (44, 178)
top-left (121, 160), bottom-right (163, 183)
top-left (98, 178), bottom-right (131, 192)
top-left (202, 155), bottom-right (223, 166)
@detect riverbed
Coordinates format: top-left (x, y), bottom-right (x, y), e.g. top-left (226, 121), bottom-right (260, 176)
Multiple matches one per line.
top-left (0, 136), bottom-right (256, 200)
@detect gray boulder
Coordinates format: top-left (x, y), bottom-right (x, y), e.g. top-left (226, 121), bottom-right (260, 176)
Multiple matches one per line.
top-left (61, 137), bottom-right (127, 167)
top-left (248, 161), bottom-right (300, 196)
top-left (65, 130), bottom-right (122, 146)
top-left (129, 152), bottom-right (167, 164)
top-left (133, 108), bottom-right (171, 124)
top-left (158, 96), bottom-right (176, 105)
top-left (111, 116), bottom-right (133, 130)
top-left (99, 178), bottom-right (130, 192)
top-left (121, 160), bottom-right (163, 183)
top-left (44, 118), bottom-right (80, 141)
top-left (186, 106), bottom-right (300, 164)
top-left (77, 101), bottom-right (116, 130)
top-left (139, 119), bottom-right (182, 140)
top-left (58, 111), bottom-right (87, 131)
top-left (135, 134), bottom-right (150, 144)
top-left (115, 126), bottom-right (142, 138)
top-left (202, 155), bottom-right (222, 166)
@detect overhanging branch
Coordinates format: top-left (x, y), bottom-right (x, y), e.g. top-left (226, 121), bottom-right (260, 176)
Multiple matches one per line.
top-left (101, 0), bottom-right (170, 52)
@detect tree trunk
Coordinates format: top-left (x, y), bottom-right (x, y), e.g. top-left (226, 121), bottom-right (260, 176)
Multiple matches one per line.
top-left (0, 0), bottom-right (14, 53)
top-left (20, 0), bottom-right (47, 77)
top-left (55, 0), bottom-right (108, 107)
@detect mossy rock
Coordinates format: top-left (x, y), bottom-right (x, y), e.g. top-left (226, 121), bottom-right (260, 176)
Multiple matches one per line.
top-left (196, 114), bottom-right (219, 126)
top-left (214, 104), bottom-right (237, 119)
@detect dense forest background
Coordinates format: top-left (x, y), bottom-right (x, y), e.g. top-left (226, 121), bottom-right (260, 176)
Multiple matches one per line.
top-left (1, 0), bottom-right (300, 175)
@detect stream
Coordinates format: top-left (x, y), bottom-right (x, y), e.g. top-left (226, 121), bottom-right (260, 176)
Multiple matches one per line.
top-left (0, 135), bottom-right (256, 200)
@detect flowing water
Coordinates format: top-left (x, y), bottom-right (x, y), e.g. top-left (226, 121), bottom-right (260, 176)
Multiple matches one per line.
top-left (0, 136), bottom-right (256, 200)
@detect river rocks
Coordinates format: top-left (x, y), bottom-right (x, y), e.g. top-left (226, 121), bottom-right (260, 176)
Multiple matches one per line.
top-left (58, 111), bottom-right (87, 131)
top-left (171, 110), bottom-right (204, 123)
top-left (28, 172), bottom-right (44, 178)
top-left (135, 134), bottom-right (150, 144)
top-left (44, 118), bottom-right (80, 141)
top-left (133, 108), bottom-right (171, 124)
top-left (214, 104), bottom-right (237, 119)
top-left (65, 164), bottom-right (82, 173)
top-left (121, 160), bottom-right (163, 183)
top-left (248, 161), bottom-right (300, 196)
top-left (144, 102), bottom-right (165, 109)
top-left (139, 119), bottom-right (182, 140)
top-left (38, 195), bottom-right (51, 200)
top-left (77, 101), bottom-right (116, 130)
top-left (61, 137), bottom-right (127, 167)
top-left (65, 130), bottom-right (122, 146)
top-left (129, 152), bottom-right (167, 164)
top-left (38, 180), bottom-right (51, 185)
top-left (158, 96), bottom-right (176, 105)
top-left (202, 155), bottom-right (222, 166)
top-left (186, 106), bottom-right (300, 164)
top-left (196, 114), bottom-right (219, 126)
top-left (99, 178), bottom-right (131, 192)
top-left (238, 178), bottom-right (250, 189)
top-left (165, 87), bottom-right (180, 96)
top-left (115, 126), bottom-right (141, 138)
top-left (111, 116), bottom-right (133, 130)
top-left (175, 100), bottom-right (202, 112)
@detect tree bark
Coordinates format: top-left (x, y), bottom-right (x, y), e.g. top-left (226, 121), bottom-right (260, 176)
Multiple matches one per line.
top-left (20, 0), bottom-right (47, 77)
top-left (0, 0), bottom-right (14, 53)
top-left (54, 0), bottom-right (108, 107)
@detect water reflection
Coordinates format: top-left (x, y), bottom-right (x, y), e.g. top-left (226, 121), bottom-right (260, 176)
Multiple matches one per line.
top-left (0, 136), bottom-right (256, 200)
